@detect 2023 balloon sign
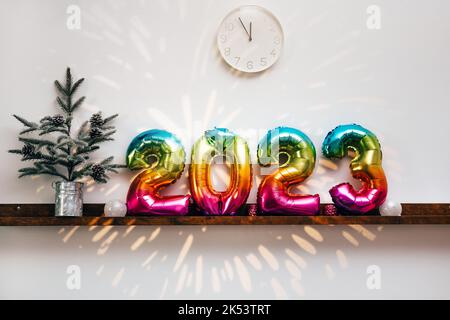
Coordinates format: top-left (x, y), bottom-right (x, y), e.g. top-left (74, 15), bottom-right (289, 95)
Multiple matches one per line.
top-left (126, 124), bottom-right (388, 216)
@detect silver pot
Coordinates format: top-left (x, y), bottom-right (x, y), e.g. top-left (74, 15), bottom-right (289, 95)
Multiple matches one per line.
top-left (53, 181), bottom-right (84, 217)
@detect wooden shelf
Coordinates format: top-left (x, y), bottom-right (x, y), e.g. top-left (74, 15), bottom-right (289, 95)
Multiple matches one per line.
top-left (0, 203), bottom-right (449, 226)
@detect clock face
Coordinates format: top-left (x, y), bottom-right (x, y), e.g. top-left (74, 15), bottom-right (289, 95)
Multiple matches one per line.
top-left (217, 5), bottom-right (284, 73)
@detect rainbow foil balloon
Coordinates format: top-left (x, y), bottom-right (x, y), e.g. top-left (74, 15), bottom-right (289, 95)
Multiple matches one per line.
top-left (257, 127), bottom-right (320, 215)
top-left (189, 128), bottom-right (252, 215)
top-left (126, 129), bottom-right (190, 215)
top-left (322, 124), bottom-right (388, 214)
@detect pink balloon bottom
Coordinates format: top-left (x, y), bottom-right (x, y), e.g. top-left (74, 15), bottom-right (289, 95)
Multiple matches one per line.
top-left (258, 178), bottom-right (320, 215)
top-left (127, 192), bottom-right (190, 216)
top-left (329, 183), bottom-right (387, 214)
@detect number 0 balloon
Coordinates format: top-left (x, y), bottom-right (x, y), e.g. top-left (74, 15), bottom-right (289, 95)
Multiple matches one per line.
top-left (126, 130), bottom-right (190, 215)
top-left (189, 128), bottom-right (252, 215)
top-left (322, 124), bottom-right (388, 214)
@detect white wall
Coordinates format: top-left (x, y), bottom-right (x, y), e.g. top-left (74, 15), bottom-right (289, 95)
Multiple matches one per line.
top-left (1, 225), bottom-right (450, 299)
top-left (1, 0), bottom-right (449, 299)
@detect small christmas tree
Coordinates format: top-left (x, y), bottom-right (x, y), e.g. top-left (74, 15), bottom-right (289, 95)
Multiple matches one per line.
top-left (8, 67), bottom-right (124, 183)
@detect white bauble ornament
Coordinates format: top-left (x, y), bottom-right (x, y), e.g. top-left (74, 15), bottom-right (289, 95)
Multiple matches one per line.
top-left (104, 200), bottom-right (127, 217)
top-left (379, 200), bottom-right (402, 216)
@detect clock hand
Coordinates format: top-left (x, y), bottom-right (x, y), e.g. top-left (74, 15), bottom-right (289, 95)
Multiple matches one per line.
top-left (238, 17), bottom-right (251, 41)
top-left (249, 22), bottom-right (252, 41)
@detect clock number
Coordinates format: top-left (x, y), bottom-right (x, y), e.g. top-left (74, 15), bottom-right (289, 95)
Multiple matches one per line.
top-left (224, 47), bottom-right (231, 56)
top-left (220, 34), bottom-right (227, 43)
top-left (247, 61), bottom-right (254, 70)
top-left (234, 56), bottom-right (240, 65)
top-left (260, 57), bottom-right (267, 66)
top-left (274, 36), bottom-right (281, 45)
top-left (270, 49), bottom-right (276, 57)
top-left (226, 22), bottom-right (234, 31)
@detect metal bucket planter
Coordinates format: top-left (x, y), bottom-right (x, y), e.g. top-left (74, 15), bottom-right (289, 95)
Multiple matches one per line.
top-left (53, 181), bottom-right (84, 217)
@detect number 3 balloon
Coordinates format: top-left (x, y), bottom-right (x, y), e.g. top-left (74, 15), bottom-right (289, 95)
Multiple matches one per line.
top-left (322, 124), bottom-right (388, 214)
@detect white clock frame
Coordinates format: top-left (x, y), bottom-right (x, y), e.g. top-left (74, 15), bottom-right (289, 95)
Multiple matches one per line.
top-left (217, 5), bottom-right (284, 73)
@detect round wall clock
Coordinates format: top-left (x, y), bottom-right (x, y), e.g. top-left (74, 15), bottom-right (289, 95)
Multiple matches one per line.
top-left (217, 5), bottom-right (284, 73)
